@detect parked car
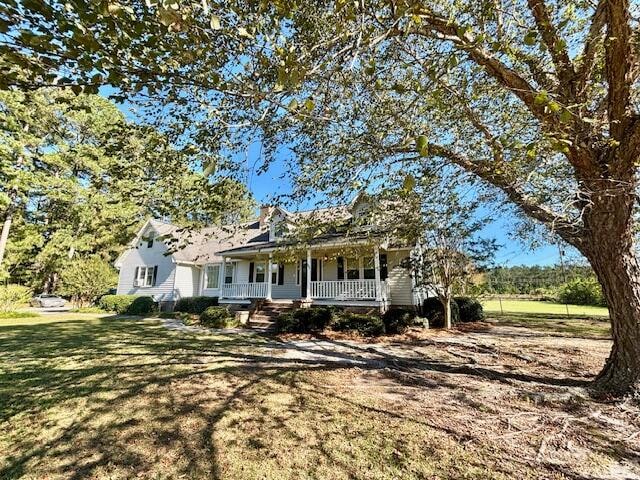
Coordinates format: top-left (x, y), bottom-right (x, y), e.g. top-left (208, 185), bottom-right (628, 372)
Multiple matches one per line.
top-left (30, 294), bottom-right (66, 308)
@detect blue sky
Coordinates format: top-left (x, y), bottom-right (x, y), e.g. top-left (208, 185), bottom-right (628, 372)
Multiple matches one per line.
top-left (106, 88), bottom-right (576, 268)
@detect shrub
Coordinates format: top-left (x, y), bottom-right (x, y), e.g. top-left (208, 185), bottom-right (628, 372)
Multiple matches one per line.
top-left (0, 285), bottom-right (32, 312)
top-left (98, 294), bottom-right (157, 315)
top-left (331, 312), bottom-right (385, 337)
top-left (422, 297), bottom-right (460, 328)
top-left (454, 297), bottom-right (484, 323)
top-left (557, 277), bottom-right (606, 306)
top-left (275, 307), bottom-right (334, 333)
top-left (382, 307), bottom-right (416, 334)
top-left (199, 306), bottom-right (238, 328)
top-left (58, 256), bottom-right (118, 307)
top-left (174, 296), bottom-right (219, 314)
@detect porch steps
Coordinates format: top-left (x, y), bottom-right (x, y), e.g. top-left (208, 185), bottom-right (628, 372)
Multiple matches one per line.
top-left (249, 300), bottom-right (299, 330)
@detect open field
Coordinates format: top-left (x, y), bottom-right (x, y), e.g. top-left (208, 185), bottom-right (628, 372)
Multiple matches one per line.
top-left (0, 313), bottom-right (637, 480)
top-left (482, 299), bottom-right (609, 317)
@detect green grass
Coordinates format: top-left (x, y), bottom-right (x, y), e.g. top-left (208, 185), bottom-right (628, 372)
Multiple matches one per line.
top-left (0, 313), bottom-right (630, 479)
top-left (481, 299), bottom-right (609, 317)
top-left (0, 311), bottom-right (40, 319)
top-left (0, 314), bottom-right (508, 479)
top-left (481, 299), bottom-right (610, 338)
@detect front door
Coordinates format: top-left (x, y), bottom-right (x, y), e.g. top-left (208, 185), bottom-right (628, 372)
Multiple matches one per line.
top-left (300, 259), bottom-right (318, 297)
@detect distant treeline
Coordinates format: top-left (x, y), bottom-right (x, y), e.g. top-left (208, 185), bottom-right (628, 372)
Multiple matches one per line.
top-left (477, 264), bottom-right (595, 295)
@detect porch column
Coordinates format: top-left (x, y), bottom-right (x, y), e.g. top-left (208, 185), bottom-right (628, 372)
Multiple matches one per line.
top-left (374, 245), bottom-right (382, 301)
top-left (218, 256), bottom-right (227, 299)
top-left (266, 253), bottom-right (273, 301)
top-left (306, 248), bottom-right (312, 301)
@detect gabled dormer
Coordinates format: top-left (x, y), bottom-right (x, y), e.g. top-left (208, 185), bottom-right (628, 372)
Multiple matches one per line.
top-left (262, 206), bottom-right (293, 242)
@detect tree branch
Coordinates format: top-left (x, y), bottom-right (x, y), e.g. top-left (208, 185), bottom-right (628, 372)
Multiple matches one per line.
top-left (411, 9), bottom-right (556, 130)
top-left (605, 0), bottom-right (633, 141)
top-left (527, 0), bottom-right (576, 97)
top-left (427, 143), bottom-right (584, 245)
top-left (575, 0), bottom-right (607, 97)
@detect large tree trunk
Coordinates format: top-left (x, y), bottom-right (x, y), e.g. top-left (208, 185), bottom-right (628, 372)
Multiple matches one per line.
top-left (580, 190), bottom-right (640, 396)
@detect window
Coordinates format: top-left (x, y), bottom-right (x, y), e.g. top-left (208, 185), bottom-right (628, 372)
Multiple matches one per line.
top-left (147, 238), bottom-right (154, 248)
top-left (135, 266), bottom-right (157, 287)
top-left (255, 262), bottom-right (266, 283)
top-left (346, 257), bottom-right (359, 279)
top-left (205, 264), bottom-right (220, 289)
top-left (273, 222), bottom-right (287, 238)
top-left (224, 263), bottom-right (235, 284)
top-left (271, 265), bottom-right (278, 284)
top-left (363, 256), bottom-right (375, 279)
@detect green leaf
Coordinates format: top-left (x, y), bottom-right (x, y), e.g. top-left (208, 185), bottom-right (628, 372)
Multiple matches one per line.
top-left (416, 135), bottom-right (429, 156)
top-left (548, 101), bottom-right (561, 113)
top-left (287, 98), bottom-right (299, 111)
top-left (210, 15), bottom-right (221, 30)
top-left (304, 98), bottom-right (314, 112)
top-left (523, 30), bottom-right (537, 46)
top-left (534, 91), bottom-right (548, 106)
top-left (403, 174), bottom-right (416, 191)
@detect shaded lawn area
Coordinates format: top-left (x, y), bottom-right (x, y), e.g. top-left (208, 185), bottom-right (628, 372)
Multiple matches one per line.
top-left (1, 314), bottom-right (638, 480)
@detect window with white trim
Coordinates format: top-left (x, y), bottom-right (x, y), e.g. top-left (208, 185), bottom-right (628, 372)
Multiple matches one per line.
top-left (135, 266), bottom-right (157, 287)
top-left (346, 257), bottom-right (360, 279)
top-left (363, 256), bottom-right (375, 279)
top-left (255, 262), bottom-right (266, 283)
top-left (224, 263), bottom-right (235, 284)
top-left (205, 264), bottom-right (220, 289)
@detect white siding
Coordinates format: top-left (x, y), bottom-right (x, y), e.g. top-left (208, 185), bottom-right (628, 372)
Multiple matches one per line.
top-left (173, 264), bottom-right (198, 299)
top-left (387, 250), bottom-right (413, 306)
top-left (116, 238), bottom-right (177, 302)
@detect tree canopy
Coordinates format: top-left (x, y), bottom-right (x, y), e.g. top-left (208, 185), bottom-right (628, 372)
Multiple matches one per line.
top-left (0, 87), bottom-right (255, 289)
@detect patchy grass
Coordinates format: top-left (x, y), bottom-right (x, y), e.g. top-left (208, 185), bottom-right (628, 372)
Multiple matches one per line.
top-left (489, 312), bottom-right (611, 339)
top-left (0, 311), bottom-right (40, 319)
top-left (482, 299), bottom-right (609, 317)
top-left (0, 314), bottom-right (637, 479)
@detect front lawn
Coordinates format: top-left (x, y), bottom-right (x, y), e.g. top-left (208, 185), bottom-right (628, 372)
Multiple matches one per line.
top-left (0, 314), bottom-right (637, 479)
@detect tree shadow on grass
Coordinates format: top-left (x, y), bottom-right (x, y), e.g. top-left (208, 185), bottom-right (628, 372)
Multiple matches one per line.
top-left (0, 316), bottom-right (632, 480)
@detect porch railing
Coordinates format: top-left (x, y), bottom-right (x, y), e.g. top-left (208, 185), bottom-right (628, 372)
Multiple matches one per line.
top-left (221, 282), bottom-right (268, 299)
top-left (310, 279), bottom-right (389, 300)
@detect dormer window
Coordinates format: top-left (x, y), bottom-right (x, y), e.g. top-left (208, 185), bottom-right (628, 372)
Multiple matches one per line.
top-left (274, 222), bottom-right (286, 238)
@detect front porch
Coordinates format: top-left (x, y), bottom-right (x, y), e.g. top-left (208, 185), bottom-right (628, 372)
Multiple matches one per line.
top-left (217, 244), bottom-right (393, 305)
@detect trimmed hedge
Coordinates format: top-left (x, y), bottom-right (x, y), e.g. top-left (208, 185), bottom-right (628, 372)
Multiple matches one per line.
top-left (199, 306), bottom-right (239, 328)
top-left (331, 313), bottom-right (385, 337)
top-left (98, 294), bottom-right (156, 315)
top-left (275, 307), bottom-right (335, 333)
top-left (382, 307), bottom-right (416, 334)
top-left (454, 297), bottom-right (484, 323)
top-left (174, 296), bottom-right (219, 314)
